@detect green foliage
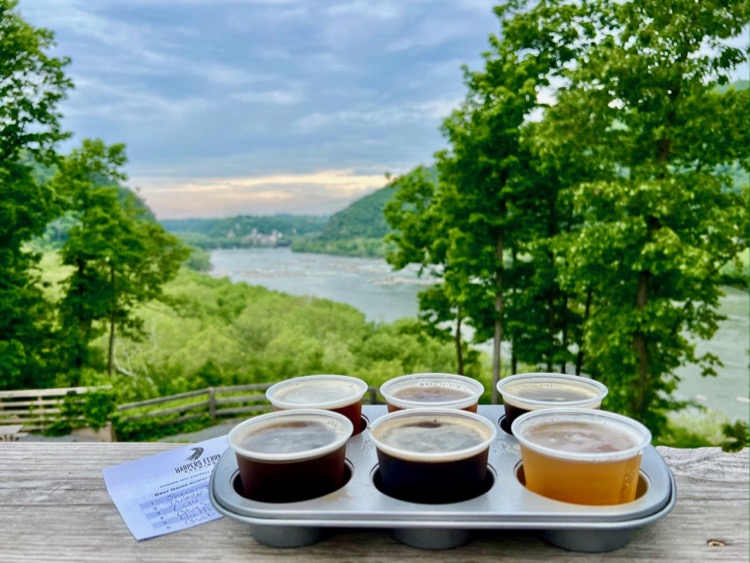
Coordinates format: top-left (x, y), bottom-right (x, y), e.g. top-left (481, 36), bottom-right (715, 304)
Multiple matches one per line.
top-left (0, 1), bottom-right (72, 389)
top-left (291, 236), bottom-right (390, 257)
top-left (659, 409), bottom-right (750, 452)
top-left (113, 411), bottom-right (212, 442)
top-left (184, 246), bottom-right (212, 272)
top-left (52, 139), bottom-right (190, 382)
top-left (161, 215), bottom-right (328, 249)
top-left (87, 268), bottom-right (485, 405)
top-left (45, 388), bottom-right (117, 436)
top-left (319, 187), bottom-right (394, 240)
top-left (290, 186), bottom-right (394, 256)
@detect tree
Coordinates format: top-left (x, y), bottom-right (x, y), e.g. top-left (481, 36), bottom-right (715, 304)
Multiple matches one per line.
top-left (510, 0), bottom-right (749, 434)
top-left (0, 0), bottom-right (72, 389)
top-left (54, 140), bottom-right (190, 382)
top-left (384, 167), bottom-right (475, 375)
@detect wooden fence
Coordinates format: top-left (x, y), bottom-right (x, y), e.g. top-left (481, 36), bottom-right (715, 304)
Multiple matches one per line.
top-left (0, 387), bottom-right (103, 433)
top-left (116, 382), bottom-right (382, 427)
top-left (0, 383), bottom-right (383, 439)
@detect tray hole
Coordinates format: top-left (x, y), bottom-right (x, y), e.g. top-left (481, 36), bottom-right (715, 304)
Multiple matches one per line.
top-left (232, 459), bottom-right (354, 503)
top-left (498, 415), bottom-right (512, 435)
top-left (357, 414), bottom-right (369, 434)
top-left (515, 463), bottom-right (650, 503)
top-left (371, 464), bottom-right (495, 505)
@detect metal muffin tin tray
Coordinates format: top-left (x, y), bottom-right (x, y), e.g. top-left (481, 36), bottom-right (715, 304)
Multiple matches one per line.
top-left (209, 405), bottom-right (676, 552)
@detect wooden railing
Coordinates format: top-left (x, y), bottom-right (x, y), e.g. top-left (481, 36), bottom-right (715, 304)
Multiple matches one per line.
top-left (0, 387), bottom-right (102, 432)
top-left (0, 383), bottom-right (383, 439)
top-left (116, 383), bottom-right (383, 426)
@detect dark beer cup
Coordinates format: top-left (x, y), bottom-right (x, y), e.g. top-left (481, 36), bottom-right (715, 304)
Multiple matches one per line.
top-left (496, 373), bottom-right (608, 432)
top-left (379, 373), bottom-right (484, 413)
top-left (266, 374), bottom-right (369, 435)
top-left (227, 409), bottom-right (353, 503)
top-left (369, 408), bottom-right (497, 504)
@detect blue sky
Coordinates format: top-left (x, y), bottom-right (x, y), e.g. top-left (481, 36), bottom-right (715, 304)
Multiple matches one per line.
top-left (18, 0), bottom-right (501, 219)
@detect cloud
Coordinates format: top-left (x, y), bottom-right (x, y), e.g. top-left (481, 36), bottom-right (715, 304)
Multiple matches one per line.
top-left (230, 89), bottom-right (305, 105)
top-left (295, 98), bottom-right (460, 131)
top-left (135, 169), bottom-right (388, 218)
top-left (18, 0), bottom-right (500, 217)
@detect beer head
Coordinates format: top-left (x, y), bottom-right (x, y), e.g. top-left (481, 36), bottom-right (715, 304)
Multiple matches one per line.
top-left (497, 373), bottom-right (608, 431)
top-left (369, 408), bottom-right (496, 462)
top-left (380, 373), bottom-right (484, 411)
top-left (266, 374), bottom-right (368, 410)
top-left (228, 409), bottom-right (353, 463)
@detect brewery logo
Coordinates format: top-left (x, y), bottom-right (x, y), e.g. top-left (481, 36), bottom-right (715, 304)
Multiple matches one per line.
top-left (186, 447), bottom-right (204, 462)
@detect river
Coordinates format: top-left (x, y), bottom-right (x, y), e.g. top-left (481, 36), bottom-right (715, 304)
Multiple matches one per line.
top-left (209, 247), bottom-right (749, 422)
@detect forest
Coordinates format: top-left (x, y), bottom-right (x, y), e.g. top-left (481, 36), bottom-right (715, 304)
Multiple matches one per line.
top-left (0, 0), bottom-right (747, 448)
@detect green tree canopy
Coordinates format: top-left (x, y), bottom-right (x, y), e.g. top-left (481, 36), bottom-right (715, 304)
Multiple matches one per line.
top-left (53, 140), bottom-right (190, 383)
top-left (0, 0), bottom-right (72, 389)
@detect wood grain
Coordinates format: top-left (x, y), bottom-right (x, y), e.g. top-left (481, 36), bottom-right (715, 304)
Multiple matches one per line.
top-left (0, 443), bottom-right (746, 562)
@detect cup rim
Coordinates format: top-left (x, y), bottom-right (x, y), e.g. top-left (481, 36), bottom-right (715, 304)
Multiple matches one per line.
top-left (379, 373), bottom-right (484, 410)
top-left (368, 407), bottom-right (497, 463)
top-left (266, 374), bottom-right (369, 410)
top-left (496, 373), bottom-right (608, 410)
top-left (227, 409), bottom-right (354, 463)
top-left (510, 407), bottom-right (652, 462)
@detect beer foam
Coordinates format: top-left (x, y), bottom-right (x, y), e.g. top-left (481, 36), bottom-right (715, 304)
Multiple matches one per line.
top-left (238, 421), bottom-right (339, 454)
top-left (229, 410), bottom-right (353, 462)
top-left (275, 381), bottom-right (360, 404)
top-left (267, 375), bottom-right (367, 409)
top-left (393, 385), bottom-right (473, 402)
top-left (370, 411), bottom-right (496, 462)
top-left (381, 373), bottom-right (483, 409)
top-left (512, 408), bottom-right (651, 462)
top-left (499, 374), bottom-right (607, 410)
top-left (524, 420), bottom-right (639, 454)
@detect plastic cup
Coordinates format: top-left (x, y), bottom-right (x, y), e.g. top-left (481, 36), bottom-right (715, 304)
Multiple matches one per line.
top-left (227, 409), bottom-right (353, 503)
top-left (266, 375), bottom-right (369, 435)
top-left (369, 408), bottom-right (497, 504)
top-left (496, 373), bottom-right (608, 432)
top-left (511, 408), bottom-right (652, 505)
top-left (379, 373), bottom-right (484, 413)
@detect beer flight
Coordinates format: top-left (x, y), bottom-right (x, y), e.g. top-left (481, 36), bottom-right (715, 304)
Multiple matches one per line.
top-left (226, 372), bottom-right (651, 507)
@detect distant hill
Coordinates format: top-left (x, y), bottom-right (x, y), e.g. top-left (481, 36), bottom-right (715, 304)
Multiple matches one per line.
top-left (319, 187), bottom-right (394, 240)
top-left (160, 215), bottom-right (329, 249)
top-left (290, 186), bottom-right (395, 257)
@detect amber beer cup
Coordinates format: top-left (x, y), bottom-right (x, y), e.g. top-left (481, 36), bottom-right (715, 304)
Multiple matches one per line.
top-left (511, 408), bottom-right (652, 506)
top-left (369, 408), bottom-right (497, 504)
top-left (380, 373), bottom-right (484, 413)
top-left (496, 373), bottom-right (608, 432)
top-left (266, 375), bottom-right (369, 435)
top-left (227, 409), bottom-right (353, 503)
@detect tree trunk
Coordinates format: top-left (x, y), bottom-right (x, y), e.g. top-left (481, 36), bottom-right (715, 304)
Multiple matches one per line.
top-left (454, 305), bottom-right (464, 375)
top-left (575, 286), bottom-right (593, 376)
top-left (491, 229), bottom-right (505, 404)
top-left (632, 270), bottom-right (650, 416)
top-left (107, 266), bottom-right (116, 376)
top-left (560, 291), bottom-right (568, 373)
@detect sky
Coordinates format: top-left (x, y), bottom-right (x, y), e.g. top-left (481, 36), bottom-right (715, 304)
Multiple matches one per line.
top-left (18, 0), bottom-right (502, 219)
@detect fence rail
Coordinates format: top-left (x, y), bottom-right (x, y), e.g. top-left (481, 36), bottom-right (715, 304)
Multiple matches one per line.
top-left (116, 383), bottom-right (382, 427)
top-left (0, 387), bottom-right (103, 432)
top-left (0, 383), bottom-right (384, 438)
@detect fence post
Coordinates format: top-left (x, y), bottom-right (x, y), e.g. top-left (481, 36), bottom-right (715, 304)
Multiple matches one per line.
top-left (209, 387), bottom-right (216, 422)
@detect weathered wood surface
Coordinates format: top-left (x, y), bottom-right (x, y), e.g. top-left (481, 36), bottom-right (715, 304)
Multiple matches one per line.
top-left (0, 443), bottom-right (746, 562)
